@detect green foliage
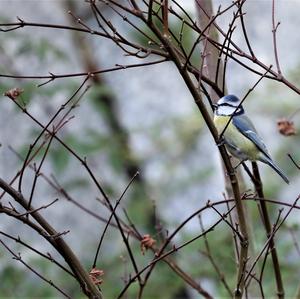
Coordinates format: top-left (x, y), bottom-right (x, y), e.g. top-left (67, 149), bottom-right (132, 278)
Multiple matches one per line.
top-left (16, 37), bottom-right (67, 62)
top-left (0, 264), bottom-right (25, 297)
top-left (0, 259), bottom-right (78, 298)
top-left (89, 84), bottom-right (115, 114)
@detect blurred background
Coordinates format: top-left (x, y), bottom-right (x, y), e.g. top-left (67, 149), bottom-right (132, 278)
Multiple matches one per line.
top-left (0, 1), bottom-right (299, 298)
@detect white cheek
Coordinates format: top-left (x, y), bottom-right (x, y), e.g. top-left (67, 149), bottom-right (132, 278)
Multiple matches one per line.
top-left (217, 106), bottom-right (236, 115)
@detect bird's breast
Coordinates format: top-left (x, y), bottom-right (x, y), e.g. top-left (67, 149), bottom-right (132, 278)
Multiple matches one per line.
top-left (214, 114), bottom-right (260, 160)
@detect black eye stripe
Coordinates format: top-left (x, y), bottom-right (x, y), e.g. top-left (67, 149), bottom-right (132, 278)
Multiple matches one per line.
top-left (218, 103), bottom-right (239, 108)
top-left (216, 104), bottom-right (244, 116)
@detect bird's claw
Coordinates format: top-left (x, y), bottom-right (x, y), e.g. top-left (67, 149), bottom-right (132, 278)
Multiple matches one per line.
top-left (226, 160), bottom-right (246, 176)
top-left (226, 169), bottom-right (236, 177)
top-left (233, 159), bottom-right (246, 170)
top-left (216, 137), bottom-right (226, 147)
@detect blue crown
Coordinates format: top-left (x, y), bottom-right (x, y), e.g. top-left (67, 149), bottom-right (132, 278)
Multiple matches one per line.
top-left (223, 94), bottom-right (240, 102)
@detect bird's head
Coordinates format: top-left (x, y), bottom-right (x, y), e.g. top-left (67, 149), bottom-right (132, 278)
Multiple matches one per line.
top-left (215, 94), bottom-right (244, 116)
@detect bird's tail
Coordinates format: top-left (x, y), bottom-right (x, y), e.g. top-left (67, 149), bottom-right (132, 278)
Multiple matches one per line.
top-left (260, 157), bottom-right (289, 184)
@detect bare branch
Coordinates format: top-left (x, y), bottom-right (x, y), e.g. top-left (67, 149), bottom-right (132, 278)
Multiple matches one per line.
top-left (0, 239), bottom-right (72, 299)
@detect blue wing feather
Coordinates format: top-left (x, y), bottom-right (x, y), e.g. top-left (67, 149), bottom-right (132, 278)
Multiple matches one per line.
top-left (232, 115), bottom-right (271, 159)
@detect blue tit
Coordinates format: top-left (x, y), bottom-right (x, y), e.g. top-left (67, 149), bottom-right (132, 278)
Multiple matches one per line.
top-left (214, 94), bottom-right (289, 184)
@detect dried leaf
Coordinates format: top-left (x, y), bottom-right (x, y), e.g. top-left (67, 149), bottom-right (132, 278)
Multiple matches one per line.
top-left (4, 87), bottom-right (24, 100)
top-left (89, 268), bottom-right (104, 286)
top-left (141, 234), bottom-right (156, 255)
top-left (277, 118), bottom-right (296, 136)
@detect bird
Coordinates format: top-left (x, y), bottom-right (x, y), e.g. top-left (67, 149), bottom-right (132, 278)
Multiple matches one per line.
top-left (213, 94), bottom-right (289, 184)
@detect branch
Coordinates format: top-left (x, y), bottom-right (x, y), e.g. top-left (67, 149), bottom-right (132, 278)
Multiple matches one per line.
top-left (0, 177), bottom-right (103, 298)
top-left (139, 4), bottom-right (249, 296)
top-left (251, 162), bottom-right (284, 298)
top-left (0, 238), bottom-right (72, 298)
top-left (92, 172), bottom-right (139, 268)
top-left (0, 19), bottom-right (168, 58)
top-left (199, 215), bottom-right (233, 296)
top-left (245, 196), bottom-right (300, 285)
top-left (0, 230), bottom-right (74, 277)
top-left (272, 0), bottom-right (282, 76)
top-left (0, 59), bottom-right (167, 83)
top-left (118, 204), bottom-right (236, 298)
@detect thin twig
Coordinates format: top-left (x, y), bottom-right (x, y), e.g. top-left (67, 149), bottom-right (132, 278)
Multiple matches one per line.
top-left (0, 177), bottom-right (103, 298)
top-left (271, 0), bottom-right (282, 77)
top-left (245, 196), bottom-right (300, 285)
top-left (219, 66), bottom-right (272, 139)
top-left (0, 230), bottom-right (74, 277)
top-left (199, 215), bottom-right (233, 296)
top-left (288, 153), bottom-right (300, 170)
top-left (251, 162), bottom-right (284, 298)
top-left (118, 205), bottom-right (236, 298)
top-left (0, 238), bottom-right (72, 298)
top-left (92, 172), bottom-right (139, 268)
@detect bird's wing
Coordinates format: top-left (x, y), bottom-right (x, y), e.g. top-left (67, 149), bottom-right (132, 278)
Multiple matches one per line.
top-left (232, 115), bottom-right (272, 159)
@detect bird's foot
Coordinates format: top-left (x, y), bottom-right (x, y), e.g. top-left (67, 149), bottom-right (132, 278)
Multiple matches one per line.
top-left (233, 160), bottom-right (245, 170)
top-left (216, 137), bottom-right (226, 147)
top-left (226, 160), bottom-right (246, 177)
top-left (225, 168), bottom-right (236, 177)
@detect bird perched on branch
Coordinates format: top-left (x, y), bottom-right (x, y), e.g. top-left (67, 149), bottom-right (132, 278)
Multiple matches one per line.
top-left (214, 94), bottom-right (289, 184)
